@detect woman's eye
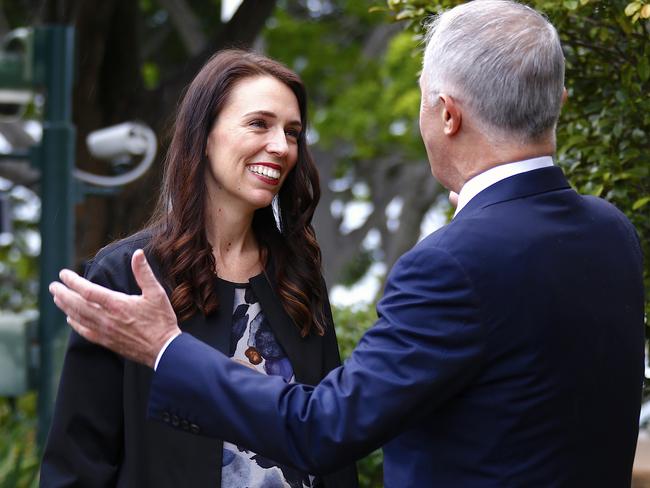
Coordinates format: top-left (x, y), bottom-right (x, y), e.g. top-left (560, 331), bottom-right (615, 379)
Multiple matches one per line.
top-left (250, 119), bottom-right (267, 129)
top-left (285, 128), bottom-right (300, 139)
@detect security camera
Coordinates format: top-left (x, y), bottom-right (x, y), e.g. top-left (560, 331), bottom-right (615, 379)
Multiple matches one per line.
top-left (76, 121), bottom-right (157, 187)
top-left (86, 122), bottom-right (151, 161)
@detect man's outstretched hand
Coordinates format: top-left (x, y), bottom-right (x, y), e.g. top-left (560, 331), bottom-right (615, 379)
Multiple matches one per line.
top-left (49, 249), bottom-right (181, 369)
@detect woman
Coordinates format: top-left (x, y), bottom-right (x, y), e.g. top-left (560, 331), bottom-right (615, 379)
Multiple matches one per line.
top-left (40, 49), bottom-right (358, 488)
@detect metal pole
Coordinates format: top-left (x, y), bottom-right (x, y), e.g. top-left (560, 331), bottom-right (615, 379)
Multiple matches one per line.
top-left (33, 25), bottom-right (76, 450)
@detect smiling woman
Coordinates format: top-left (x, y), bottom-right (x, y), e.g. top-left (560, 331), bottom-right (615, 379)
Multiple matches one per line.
top-left (205, 76), bottom-right (301, 212)
top-left (39, 50), bottom-right (358, 488)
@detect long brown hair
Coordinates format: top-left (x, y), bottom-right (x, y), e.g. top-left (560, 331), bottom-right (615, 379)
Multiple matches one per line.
top-left (147, 49), bottom-right (326, 336)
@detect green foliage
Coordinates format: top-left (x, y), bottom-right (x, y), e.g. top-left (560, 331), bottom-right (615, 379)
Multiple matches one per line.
top-left (141, 61), bottom-right (160, 90)
top-left (549, 2), bottom-right (650, 320)
top-left (385, 0), bottom-right (650, 316)
top-left (0, 394), bottom-right (39, 488)
top-left (332, 303), bottom-right (377, 360)
top-left (265, 3), bottom-right (427, 168)
top-left (625, 1), bottom-right (650, 22)
top-left (338, 249), bottom-right (375, 286)
top-left (0, 185), bottom-right (39, 311)
top-left (332, 303), bottom-right (383, 487)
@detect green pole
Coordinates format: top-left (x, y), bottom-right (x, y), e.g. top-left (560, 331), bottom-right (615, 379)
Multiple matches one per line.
top-left (33, 25), bottom-right (76, 450)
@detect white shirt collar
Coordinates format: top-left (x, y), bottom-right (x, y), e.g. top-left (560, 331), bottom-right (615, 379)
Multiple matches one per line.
top-left (453, 156), bottom-right (554, 217)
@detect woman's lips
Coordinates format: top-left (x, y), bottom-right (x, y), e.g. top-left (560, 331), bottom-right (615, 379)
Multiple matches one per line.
top-left (247, 163), bottom-right (281, 185)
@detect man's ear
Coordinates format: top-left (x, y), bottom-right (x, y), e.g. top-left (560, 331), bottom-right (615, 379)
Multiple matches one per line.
top-left (561, 87), bottom-right (568, 106)
top-left (439, 94), bottom-right (461, 136)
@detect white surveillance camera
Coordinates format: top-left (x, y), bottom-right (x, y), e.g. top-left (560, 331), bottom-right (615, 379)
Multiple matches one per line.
top-left (76, 121), bottom-right (157, 187)
top-left (86, 122), bottom-right (152, 161)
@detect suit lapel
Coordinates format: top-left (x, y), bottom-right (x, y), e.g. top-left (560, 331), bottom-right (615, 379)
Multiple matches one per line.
top-left (455, 166), bottom-right (572, 220)
top-left (249, 272), bottom-right (323, 385)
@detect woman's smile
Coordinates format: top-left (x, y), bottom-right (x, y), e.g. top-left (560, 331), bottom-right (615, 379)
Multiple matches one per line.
top-left (246, 162), bottom-right (282, 185)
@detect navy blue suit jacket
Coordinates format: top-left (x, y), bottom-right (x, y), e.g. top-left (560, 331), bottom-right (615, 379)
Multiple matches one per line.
top-left (149, 166), bottom-right (645, 487)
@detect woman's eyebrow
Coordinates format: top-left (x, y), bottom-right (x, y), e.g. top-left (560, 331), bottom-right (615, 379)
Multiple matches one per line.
top-left (244, 110), bottom-right (302, 127)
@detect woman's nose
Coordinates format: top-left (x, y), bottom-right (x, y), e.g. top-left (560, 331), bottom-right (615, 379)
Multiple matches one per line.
top-left (266, 128), bottom-right (289, 157)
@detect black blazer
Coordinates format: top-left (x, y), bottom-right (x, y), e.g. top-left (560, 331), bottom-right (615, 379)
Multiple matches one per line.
top-left (40, 231), bottom-right (358, 488)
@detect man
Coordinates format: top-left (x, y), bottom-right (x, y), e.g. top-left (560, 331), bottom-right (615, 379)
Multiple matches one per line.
top-left (51, 1), bottom-right (645, 485)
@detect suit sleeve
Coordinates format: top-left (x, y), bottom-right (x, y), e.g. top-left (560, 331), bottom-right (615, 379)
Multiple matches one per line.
top-left (320, 278), bottom-right (343, 374)
top-left (40, 258), bottom-right (128, 487)
top-left (149, 245), bottom-right (486, 474)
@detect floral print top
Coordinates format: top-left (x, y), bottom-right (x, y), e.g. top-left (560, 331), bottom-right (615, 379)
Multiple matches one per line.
top-left (221, 284), bottom-right (317, 488)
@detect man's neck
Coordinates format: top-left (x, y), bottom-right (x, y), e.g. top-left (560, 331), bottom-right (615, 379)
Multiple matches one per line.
top-left (453, 156), bottom-right (555, 216)
top-left (455, 137), bottom-right (556, 191)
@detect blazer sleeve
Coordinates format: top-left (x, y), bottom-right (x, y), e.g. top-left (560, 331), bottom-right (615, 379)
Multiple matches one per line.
top-left (40, 255), bottom-right (133, 487)
top-left (148, 245), bottom-right (486, 475)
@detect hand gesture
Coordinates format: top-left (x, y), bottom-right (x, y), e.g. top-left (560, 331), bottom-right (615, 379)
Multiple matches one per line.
top-left (49, 249), bottom-right (181, 368)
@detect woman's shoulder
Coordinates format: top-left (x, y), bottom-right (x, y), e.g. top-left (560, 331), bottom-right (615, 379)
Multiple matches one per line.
top-left (83, 229), bottom-right (160, 291)
top-left (90, 229), bottom-right (154, 268)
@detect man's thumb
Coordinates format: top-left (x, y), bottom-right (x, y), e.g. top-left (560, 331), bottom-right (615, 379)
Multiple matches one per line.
top-left (131, 249), bottom-right (162, 297)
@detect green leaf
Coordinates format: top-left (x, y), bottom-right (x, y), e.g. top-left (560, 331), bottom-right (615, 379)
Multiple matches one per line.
top-left (639, 56), bottom-right (650, 82)
top-left (141, 62), bottom-right (160, 90)
top-left (633, 197), bottom-right (650, 210)
top-left (625, 2), bottom-right (642, 16)
top-left (586, 184), bottom-right (605, 196)
top-left (642, 4), bottom-right (650, 18)
top-left (395, 10), bottom-right (415, 20)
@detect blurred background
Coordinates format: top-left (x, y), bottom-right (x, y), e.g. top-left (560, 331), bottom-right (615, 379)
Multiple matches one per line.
top-left (0, 0), bottom-right (647, 486)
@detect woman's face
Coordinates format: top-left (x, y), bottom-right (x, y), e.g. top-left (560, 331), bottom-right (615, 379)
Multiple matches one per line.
top-left (205, 75), bottom-right (301, 213)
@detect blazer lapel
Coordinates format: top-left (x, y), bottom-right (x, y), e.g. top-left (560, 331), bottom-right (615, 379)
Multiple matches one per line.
top-left (146, 248), bottom-right (232, 355)
top-left (249, 272), bottom-right (324, 385)
top-left (455, 166), bottom-right (572, 220)
top-left (179, 279), bottom-right (233, 355)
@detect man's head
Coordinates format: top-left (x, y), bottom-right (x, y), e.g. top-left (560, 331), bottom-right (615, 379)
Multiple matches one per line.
top-left (419, 0), bottom-right (565, 190)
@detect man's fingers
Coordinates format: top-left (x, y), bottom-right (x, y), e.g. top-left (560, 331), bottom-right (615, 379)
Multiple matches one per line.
top-left (66, 316), bottom-right (102, 345)
top-left (59, 269), bottom-right (123, 311)
top-left (50, 281), bottom-right (105, 332)
top-left (131, 249), bottom-right (164, 299)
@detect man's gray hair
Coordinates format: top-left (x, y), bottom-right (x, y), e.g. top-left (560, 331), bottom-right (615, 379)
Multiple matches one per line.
top-left (422, 0), bottom-right (565, 142)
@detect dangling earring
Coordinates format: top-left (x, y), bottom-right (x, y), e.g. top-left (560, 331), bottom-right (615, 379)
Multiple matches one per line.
top-left (272, 194), bottom-right (283, 232)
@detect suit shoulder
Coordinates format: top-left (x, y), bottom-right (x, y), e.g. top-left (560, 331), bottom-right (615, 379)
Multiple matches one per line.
top-left (391, 232), bottom-right (475, 290)
top-left (582, 196), bottom-right (641, 246)
top-left (408, 220), bottom-right (471, 261)
top-left (582, 194), bottom-right (627, 218)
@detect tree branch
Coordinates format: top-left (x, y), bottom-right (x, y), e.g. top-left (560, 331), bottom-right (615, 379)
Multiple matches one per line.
top-left (149, 0), bottom-right (278, 126)
top-left (155, 0), bottom-right (207, 56)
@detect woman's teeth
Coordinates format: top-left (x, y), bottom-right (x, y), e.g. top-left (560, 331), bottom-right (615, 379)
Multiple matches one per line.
top-left (248, 165), bottom-right (280, 179)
